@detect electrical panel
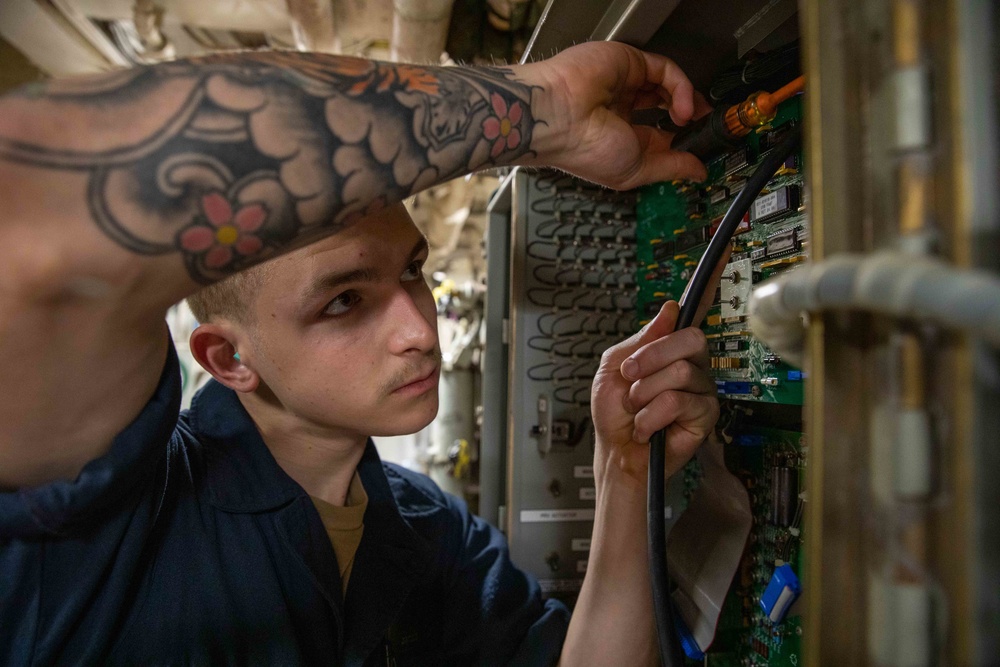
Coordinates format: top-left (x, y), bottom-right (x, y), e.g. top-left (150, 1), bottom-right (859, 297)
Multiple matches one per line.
top-left (636, 98), bottom-right (806, 404)
top-left (490, 0), bottom-right (1000, 663)
top-left (501, 171), bottom-right (688, 602)
top-left (494, 98), bottom-right (810, 658)
top-left (634, 97), bottom-right (808, 665)
top-left (677, 420), bottom-right (806, 666)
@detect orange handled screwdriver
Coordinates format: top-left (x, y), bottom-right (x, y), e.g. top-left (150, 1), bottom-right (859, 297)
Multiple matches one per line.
top-left (668, 76), bottom-right (805, 160)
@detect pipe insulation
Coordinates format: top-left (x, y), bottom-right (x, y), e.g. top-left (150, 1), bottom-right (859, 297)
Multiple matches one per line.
top-left (285, 0), bottom-right (338, 53)
top-left (391, 0), bottom-right (456, 64)
top-left (749, 252), bottom-right (1000, 367)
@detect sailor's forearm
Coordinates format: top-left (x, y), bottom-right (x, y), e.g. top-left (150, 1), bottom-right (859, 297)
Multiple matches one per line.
top-left (560, 466), bottom-right (657, 666)
top-left (0, 52), bottom-right (560, 299)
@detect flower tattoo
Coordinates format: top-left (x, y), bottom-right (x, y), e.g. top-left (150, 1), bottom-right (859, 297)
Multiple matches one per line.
top-left (0, 54), bottom-right (537, 284)
top-left (179, 192), bottom-right (267, 270)
top-left (482, 92), bottom-right (523, 159)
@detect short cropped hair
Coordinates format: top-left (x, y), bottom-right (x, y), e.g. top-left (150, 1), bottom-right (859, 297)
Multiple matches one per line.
top-left (186, 263), bottom-right (271, 327)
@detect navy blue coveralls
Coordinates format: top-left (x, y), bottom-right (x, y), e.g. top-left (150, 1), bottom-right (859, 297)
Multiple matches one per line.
top-left (0, 344), bottom-right (569, 665)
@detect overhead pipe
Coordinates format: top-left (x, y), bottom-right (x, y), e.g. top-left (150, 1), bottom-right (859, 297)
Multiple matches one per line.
top-left (285, 0), bottom-right (338, 53)
top-left (390, 0), bottom-right (456, 63)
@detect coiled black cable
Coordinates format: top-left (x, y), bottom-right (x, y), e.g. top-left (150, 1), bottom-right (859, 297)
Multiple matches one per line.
top-left (649, 123), bottom-right (802, 666)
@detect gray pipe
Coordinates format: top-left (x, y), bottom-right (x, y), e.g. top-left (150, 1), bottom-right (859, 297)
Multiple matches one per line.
top-left (749, 252), bottom-right (1000, 366)
top-left (285, 0), bottom-right (338, 53)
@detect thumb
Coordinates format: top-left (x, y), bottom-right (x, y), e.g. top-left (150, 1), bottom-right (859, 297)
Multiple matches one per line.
top-left (602, 300), bottom-right (680, 370)
top-left (628, 127), bottom-right (708, 184)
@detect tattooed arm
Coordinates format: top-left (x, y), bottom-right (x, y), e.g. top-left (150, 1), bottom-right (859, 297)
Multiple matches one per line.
top-left (0, 55), bottom-right (552, 287)
top-left (0, 42), bottom-right (705, 487)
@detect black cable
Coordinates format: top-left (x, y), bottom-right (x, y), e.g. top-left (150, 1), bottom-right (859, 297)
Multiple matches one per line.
top-left (677, 124), bottom-right (801, 328)
top-left (648, 123), bottom-right (802, 666)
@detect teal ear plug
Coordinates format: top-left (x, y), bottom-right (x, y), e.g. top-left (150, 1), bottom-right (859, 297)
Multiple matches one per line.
top-left (233, 352), bottom-right (241, 361)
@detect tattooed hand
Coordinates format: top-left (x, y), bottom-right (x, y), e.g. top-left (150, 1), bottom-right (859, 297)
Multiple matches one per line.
top-left (521, 41), bottom-right (712, 189)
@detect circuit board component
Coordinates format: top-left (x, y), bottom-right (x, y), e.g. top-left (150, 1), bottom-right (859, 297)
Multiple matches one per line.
top-left (635, 96), bottom-right (807, 405)
top-left (674, 426), bottom-right (806, 667)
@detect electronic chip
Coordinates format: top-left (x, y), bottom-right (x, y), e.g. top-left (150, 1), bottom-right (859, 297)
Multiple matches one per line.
top-left (709, 187), bottom-right (729, 205)
top-left (760, 121), bottom-right (797, 153)
top-left (766, 228), bottom-right (800, 257)
top-left (750, 185), bottom-right (800, 223)
top-left (723, 147), bottom-right (751, 176)
top-left (674, 231), bottom-right (701, 254)
top-left (651, 240), bottom-right (675, 261)
top-left (686, 202), bottom-right (706, 218)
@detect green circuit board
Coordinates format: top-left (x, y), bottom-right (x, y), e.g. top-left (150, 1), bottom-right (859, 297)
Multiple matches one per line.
top-left (635, 97), bottom-right (807, 405)
top-left (682, 426), bottom-right (806, 667)
top-left (637, 96), bottom-right (809, 666)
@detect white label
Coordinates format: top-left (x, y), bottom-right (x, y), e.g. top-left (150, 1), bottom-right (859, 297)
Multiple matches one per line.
top-left (573, 465), bottom-right (594, 479)
top-left (578, 487), bottom-right (596, 501)
top-left (520, 509), bottom-right (596, 523)
top-left (571, 538), bottom-right (591, 552)
top-left (752, 191), bottom-right (780, 220)
top-left (769, 587), bottom-right (796, 622)
top-left (576, 560), bottom-right (588, 573)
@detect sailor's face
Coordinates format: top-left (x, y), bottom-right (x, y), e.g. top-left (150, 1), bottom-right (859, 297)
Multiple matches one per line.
top-left (247, 204), bottom-right (441, 437)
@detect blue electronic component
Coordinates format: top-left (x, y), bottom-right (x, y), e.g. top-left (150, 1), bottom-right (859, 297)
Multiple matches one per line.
top-left (722, 381), bottom-right (752, 395)
top-left (735, 434), bottom-right (765, 447)
top-left (760, 564), bottom-right (802, 624)
top-left (786, 370), bottom-right (803, 381)
top-left (673, 611), bottom-right (706, 660)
